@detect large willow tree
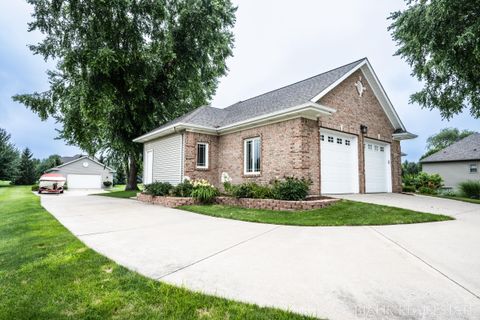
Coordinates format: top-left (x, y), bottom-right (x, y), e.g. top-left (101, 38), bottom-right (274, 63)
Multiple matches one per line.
top-left (14, 0), bottom-right (236, 190)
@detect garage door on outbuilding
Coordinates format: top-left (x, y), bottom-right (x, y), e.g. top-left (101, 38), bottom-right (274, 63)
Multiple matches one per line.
top-left (67, 174), bottom-right (102, 189)
top-left (364, 139), bottom-right (392, 193)
top-left (320, 129), bottom-right (359, 194)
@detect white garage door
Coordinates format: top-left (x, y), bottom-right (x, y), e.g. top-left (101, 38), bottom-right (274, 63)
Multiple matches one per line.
top-left (67, 174), bottom-right (102, 189)
top-left (364, 139), bottom-right (392, 193)
top-left (320, 129), bottom-right (359, 194)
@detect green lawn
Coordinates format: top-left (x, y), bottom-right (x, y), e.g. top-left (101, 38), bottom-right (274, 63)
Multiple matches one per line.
top-left (180, 200), bottom-right (453, 226)
top-left (93, 184), bottom-right (143, 199)
top-left (0, 186), bottom-right (313, 320)
top-left (431, 194), bottom-right (480, 204)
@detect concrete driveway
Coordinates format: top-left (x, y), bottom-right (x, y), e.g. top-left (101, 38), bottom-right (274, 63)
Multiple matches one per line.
top-left (40, 192), bottom-right (480, 320)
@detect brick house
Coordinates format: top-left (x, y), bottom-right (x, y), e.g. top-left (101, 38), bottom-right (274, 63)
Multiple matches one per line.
top-left (134, 58), bottom-right (416, 194)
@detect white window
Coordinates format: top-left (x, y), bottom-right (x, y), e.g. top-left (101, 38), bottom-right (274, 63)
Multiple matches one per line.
top-left (328, 136), bottom-right (334, 143)
top-left (196, 143), bottom-right (209, 169)
top-left (470, 164), bottom-right (478, 173)
top-left (320, 134), bottom-right (324, 141)
top-left (368, 144), bottom-right (372, 150)
top-left (345, 140), bottom-right (351, 146)
top-left (380, 146), bottom-right (385, 152)
top-left (374, 145), bottom-right (379, 151)
top-left (337, 138), bottom-right (343, 144)
top-left (244, 137), bottom-right (261, 174)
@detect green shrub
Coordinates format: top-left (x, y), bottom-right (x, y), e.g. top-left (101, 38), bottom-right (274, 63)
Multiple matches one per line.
top-left (31, 184), bottom-right (39, 191)
top-left (402, 174), bottom-right (416, 187)
top-left (271, 177), bottom-right (311, 201)
top-left (402, 185), bottom-right (416, 193)
top-left (172, 180), bottom-right (193, 197)
top-left (144, 182), bottom-right (173, 196)
top-left (231, 182), bottom-right (272, 199)
top-left (458, 180), bottom-right (480, 199)
top-left (191, 179), bottom-right (218, 204)
top-left (63, 184), bottom-right (68, 190)
top-left (413, 172), bottom-right (443, 190)
top-left (103, 181), bottom-right (112, 187)
top-left (418, 186), bottom-right (437, 195)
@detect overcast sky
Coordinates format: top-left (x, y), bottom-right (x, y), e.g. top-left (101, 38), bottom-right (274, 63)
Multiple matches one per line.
top-left (0, 0), bottom-right (478, 161)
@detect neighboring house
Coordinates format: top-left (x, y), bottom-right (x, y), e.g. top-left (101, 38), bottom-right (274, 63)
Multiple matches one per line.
top-left (421, 133), bottom-right (480, 190)
top-left (134, 58), bottom-right (416, 194)
top-left (46, 155), bottom-right (115, 189)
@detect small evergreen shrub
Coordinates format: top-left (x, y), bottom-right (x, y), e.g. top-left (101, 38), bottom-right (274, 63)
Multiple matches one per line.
top-left (418, 186), bottom-right (436, 195)
top-left (144, 182), bottom-right (173, 196)
top-left (413, 172), bottom-right (443, 190)
top-left (458, 180), bottom-right (480, 199)
top-left (103, 181), bottom-right (113, 187)
top-left (172, 179), bottom-right (193, 197)
top-left (191, 179), bottom-right (218, 204)
top-left (31, 184), bottom-right (39, 191)
top-left (402, 185), bottom-right (416, 193)
top-left (271, 177), bottom-right (311, 201)
top-left (232, 182), bottom-right (272, 199)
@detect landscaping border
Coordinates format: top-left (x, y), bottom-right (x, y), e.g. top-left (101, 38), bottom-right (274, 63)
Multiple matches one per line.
top-left (137, 193), bottom-right (339, 211)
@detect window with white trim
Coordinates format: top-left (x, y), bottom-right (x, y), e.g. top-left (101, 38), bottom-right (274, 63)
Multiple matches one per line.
top-left (345, 140), bottom-right (351, 146)
top-left (380, 146), bottom-right (385, 152)
top-left (244, 137), bottom-right (261, 174)
top-left (196, 142), bottom-right (209, 169)
top-left (337, 138), bottom-right (343, 144)
top-left (320, 134), bottom-right (324, 141)
top-left (328, 136), bottom-right (334, 143)
top-left (470, 164), bottom-right (478, 173)
top-left (374, 145), bottom-right (379, 151)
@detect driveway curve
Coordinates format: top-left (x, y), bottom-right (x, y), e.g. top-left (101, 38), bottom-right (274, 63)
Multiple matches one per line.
top-left (40, 192), bottom-right (480, 320)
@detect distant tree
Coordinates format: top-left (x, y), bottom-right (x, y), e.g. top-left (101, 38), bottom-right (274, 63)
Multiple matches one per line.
top-left (389, 0), bottom-right (480, 118)
top-left (0, 128), bottom-right (19, 182)
top-left (35, 154), bottom-right (62, 179)
top-left (13, 0), bottom-right (237, 191)
top-left (15, 148), bottom-right (37, 185)
top-left (421, 128), bottom-right (475, 159)
top-left (402, 160), bottom-right (421, 177)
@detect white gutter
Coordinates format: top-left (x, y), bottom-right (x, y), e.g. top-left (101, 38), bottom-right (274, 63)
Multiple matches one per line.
top-left (392, 132), bottom-right (418, 140)
top-left (133, 102), bottom-right (336, 143)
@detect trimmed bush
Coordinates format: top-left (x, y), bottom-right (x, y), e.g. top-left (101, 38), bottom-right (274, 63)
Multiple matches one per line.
top-left (458, 180), bottom-right (480, 199)
top-left (271, 177), bottom-right (311, 201)
top-left (31, 184), bottom-right (39, 191)
top-left (413, 172), bottom-right (443, 190)
top-left (172, 180), bottom-right (193, 197)
top-left (103, 181), bottom-right (112, 187)
top-left (144, 182), bottom-right (173, 196)
top-left (231, 182), bottom-right (272, 199)
top-left (402, 185), bottom-right (416, 193)
top-left (418, 186), bottom-right (436, 195)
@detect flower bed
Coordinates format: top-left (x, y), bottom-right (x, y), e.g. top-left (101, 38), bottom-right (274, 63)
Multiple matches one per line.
top-left (137, 193), bottom-right (339, 211)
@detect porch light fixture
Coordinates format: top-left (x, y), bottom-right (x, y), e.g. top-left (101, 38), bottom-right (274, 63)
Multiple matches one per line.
top-left (360, 125), bottom-right (368, 135)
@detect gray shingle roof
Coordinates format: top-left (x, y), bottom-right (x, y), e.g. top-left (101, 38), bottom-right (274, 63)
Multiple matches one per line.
top-left (421, 133), bottom-right (480, 163)
top-left (60, 155), bottom-right (83, 164)
top-left (147, 58), bottom-right (366, 131)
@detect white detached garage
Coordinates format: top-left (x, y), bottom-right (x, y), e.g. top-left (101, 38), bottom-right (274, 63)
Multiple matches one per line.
top-left (46, 156), bottom-right (115, 189)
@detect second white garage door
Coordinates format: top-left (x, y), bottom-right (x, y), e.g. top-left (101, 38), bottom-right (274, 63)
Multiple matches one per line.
top-left (364, 139), bottom-right (392, 193)
top-left (320, 129), bottom-right (359, 194)
top-left (67, 174), bottom-right (102, 189)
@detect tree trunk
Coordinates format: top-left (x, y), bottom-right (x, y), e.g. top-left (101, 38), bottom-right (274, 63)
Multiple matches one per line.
top-left (125, 155), bottom-right (139, 191)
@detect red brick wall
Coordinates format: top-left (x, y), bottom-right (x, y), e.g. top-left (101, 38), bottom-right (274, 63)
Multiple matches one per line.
top-left (217, 118), bottom-right (321, 194)
top-left (183, 132), bottom-right (220, 186)
top-left (318, 70), bottom-right (402, 193)
top-left (178, 70), bottom-right (402, 194)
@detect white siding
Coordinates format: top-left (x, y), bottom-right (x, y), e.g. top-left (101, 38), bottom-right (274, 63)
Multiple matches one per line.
top-left (144, 133), bottom-right (183, 185)
top-left (423, 161), bottom-right (480, 190)
top-left (51, 157), bottom-right (113, 188)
